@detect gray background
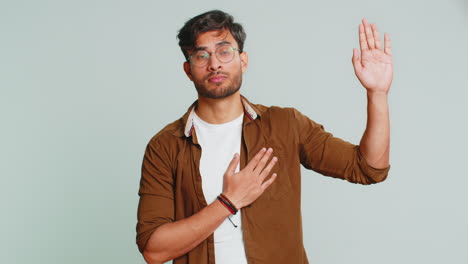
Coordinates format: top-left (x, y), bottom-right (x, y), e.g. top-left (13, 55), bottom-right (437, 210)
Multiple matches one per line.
top-left (1, 0), bottom-right (467, 263)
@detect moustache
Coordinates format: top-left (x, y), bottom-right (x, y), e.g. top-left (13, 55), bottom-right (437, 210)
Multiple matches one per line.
top-left (205, 71), bottom-right (230, 80)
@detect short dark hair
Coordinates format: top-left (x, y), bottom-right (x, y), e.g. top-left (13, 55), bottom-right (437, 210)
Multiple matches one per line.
top-left (177, 10), bottom-right (246, 61)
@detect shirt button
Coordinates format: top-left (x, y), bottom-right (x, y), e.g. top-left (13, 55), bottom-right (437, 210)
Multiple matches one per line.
top-left (196, 176), bottom-right (201, 181)
top-left (208, 237), bottom-right (214, 243)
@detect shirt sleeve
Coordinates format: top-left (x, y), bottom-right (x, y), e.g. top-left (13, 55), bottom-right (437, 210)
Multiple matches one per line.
top-left (291, 108), bottom-right (390, 185)
top-left (136, 137), bottom-right (175, 253)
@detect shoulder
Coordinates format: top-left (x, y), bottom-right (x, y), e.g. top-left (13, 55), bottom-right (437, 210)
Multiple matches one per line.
top-left (146, 118), bottom-right (184, 150)
top-left (251, 102), bottom-right (303, 121)
top-left (141, 118), bottom-right (186, 170)
top-left (251, 103), bottom-right (324, 139)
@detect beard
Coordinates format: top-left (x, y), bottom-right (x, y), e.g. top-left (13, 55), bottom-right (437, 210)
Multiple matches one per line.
top-left (193, 70), bottom-right (243, 99)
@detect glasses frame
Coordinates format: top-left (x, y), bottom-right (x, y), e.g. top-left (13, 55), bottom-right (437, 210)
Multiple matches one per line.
top-left (188, 45), bottom-right (240, 68)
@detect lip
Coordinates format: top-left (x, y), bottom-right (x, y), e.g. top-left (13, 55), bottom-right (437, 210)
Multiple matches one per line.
top-left (208, 75), bottom-right (227, 83)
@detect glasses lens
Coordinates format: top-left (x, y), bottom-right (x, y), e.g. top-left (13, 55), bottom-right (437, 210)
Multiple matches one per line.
top-left (216, 46), bottom-right (235, 63)
top-left (189, 46), bottom-right (236, 67)
top-left (191, 50), bottom-right (209, 67)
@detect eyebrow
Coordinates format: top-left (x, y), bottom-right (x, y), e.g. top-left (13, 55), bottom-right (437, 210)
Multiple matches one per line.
top-left (193, 41), bottom-right (233, 51)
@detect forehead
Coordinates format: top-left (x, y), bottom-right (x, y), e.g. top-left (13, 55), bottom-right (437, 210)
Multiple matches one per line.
top-left (194, 29), bottom-right (238, 49)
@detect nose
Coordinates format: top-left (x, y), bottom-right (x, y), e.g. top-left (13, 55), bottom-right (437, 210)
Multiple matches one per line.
top-left (207, 53), bottom-right (222, 71)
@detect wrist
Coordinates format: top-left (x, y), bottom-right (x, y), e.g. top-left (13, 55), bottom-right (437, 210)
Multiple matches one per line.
top-left (217, 193), bottom-right (239, 215)
top-left (366, 91), bottom-right (389, 105)
top-left (221, 192), bottom-right (241, 209)
top-left (366, 90), bottom-right (389, 99)
top-left (215, 199), bottom-right (236, 217)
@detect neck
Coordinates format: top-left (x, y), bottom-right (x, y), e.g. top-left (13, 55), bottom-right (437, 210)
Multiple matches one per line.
top-left (195, 91), bottom-right (243, 124)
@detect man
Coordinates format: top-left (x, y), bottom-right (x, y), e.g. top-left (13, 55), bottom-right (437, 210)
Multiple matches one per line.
top-left (136, 10), bottom-right (392, 264)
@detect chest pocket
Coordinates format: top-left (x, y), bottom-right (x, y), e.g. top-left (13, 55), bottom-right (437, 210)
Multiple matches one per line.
top-left (258, 143), bottom-right (292, 202)
top-left (242, 115), bottom-right (296, 204)
top-left (244, 128), bottom-right (293, 202)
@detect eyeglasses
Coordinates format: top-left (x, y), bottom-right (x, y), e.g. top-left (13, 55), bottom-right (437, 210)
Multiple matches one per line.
top-left (188, 45), bottom-right (240, 67)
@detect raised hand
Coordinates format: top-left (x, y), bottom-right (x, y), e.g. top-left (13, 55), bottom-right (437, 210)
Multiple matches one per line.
top-left (222, 148), bottom-right (278, 209)
top-left (352, 18), bottom-right (393, 94)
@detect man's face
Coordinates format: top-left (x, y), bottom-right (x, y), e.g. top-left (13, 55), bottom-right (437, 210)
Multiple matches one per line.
top-left (183, 29), bottom-right (248, 99)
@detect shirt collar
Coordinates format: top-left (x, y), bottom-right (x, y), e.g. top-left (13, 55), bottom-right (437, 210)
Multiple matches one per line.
top-left (175, 95), bottom-right (261, 138)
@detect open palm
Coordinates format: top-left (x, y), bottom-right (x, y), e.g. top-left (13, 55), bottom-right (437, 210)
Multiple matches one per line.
top-left (352, 19), bottom-right (393, 94)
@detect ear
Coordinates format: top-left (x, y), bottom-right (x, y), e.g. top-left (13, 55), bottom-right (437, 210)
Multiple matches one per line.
top-left (240, 51), bottom-right (249, 73)
top-left (183, 61), bottom-right (193, 81)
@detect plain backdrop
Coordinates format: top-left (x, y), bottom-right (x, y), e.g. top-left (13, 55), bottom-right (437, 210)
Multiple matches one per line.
top-left (1, 0), bottom-right (467, 263)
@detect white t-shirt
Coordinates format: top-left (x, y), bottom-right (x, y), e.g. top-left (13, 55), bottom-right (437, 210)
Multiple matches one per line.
top-left (193, 112), bottom-right (248, 264)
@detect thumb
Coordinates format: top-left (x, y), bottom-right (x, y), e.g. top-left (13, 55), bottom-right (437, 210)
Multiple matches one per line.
top-left (352, 48), bottom-right (362, 73)
top-left (225, 153), bottom-right (240, 177)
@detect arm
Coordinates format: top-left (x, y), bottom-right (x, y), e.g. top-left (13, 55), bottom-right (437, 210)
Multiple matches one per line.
top-left (352, 18), bottom-right (393, 168)
top-left (140, 148), bottom-right (278, 264)
top-left (295, 19), bottom-right (392, 184)
top-left (295, 107), bottom-right (389, 185)
top-left (359, 92), bottom-right (390, 168)
top-left (142, 200), bottom-right (231, 264)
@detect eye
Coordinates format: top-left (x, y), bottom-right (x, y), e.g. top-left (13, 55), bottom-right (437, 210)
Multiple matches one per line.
top-left (194, 51), bottom-right (209, 60)
top-left (218, 47), bottom-right (233, 56)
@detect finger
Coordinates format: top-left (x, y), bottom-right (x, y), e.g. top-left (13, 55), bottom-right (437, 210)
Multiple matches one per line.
top-left (261, 173), bottom-right (278, 191)
top-left (225, 153), bottom-right (240, 176)
top-left (384, 33), bottom-right (392, 55)
top-left (352, 48), bottom-right (362, 72)
top-left (259, 156), bottom-right (278, 181)
top-left (363, 18), bottom-right (375, 49)
top-left (245, 148), bottom-right (267, 170)
top-left (371, 24), bottom-right (382, 50)
top-left (253, 147), bottom-right (273, 174)
top-left (359, 24), bottom-right (368, 51)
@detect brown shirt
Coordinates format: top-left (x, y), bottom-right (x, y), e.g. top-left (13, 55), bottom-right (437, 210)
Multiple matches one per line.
top-left (136, 96), bottom-right (390, 264)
